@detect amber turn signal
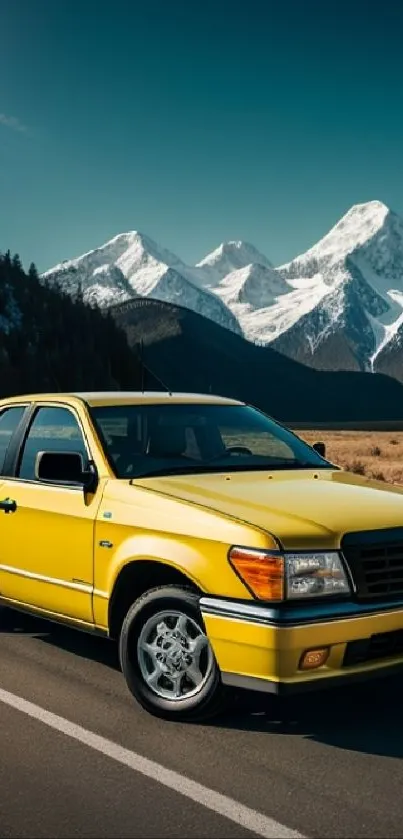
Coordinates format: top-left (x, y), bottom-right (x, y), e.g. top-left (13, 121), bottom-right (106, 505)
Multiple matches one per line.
top-left (299, 648), bottom-right (330, 670)
top-left (229, 547), bottom-right (284, 600)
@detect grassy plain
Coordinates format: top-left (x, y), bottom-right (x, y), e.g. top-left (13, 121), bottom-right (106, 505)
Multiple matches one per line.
top-left (297, 429), bottom-right (403, 486)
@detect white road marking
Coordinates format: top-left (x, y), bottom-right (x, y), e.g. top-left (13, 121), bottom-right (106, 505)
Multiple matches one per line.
top-left (0, 686), bottom-right (304, 839)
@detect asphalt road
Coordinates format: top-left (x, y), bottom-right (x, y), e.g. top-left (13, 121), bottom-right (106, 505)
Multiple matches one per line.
top-left (0, 608), bottom-right (402, 839)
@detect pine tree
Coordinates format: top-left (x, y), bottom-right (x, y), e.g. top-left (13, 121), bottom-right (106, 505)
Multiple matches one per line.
top-left (28, 262), bottom-right (39, 282)
top-left (11, 254), bottom-right (23, 272)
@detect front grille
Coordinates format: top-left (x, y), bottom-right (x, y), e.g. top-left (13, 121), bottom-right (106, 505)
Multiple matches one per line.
top-left (341, 528), bottom-right (403, 600)
top-left (344, 630), bottom-right (403, 667)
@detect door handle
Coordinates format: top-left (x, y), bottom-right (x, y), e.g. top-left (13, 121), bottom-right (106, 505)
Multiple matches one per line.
top-left (0, 498), bottom-right (17, 514)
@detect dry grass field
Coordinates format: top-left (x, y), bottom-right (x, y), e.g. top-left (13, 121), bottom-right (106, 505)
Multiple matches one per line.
top-left (296, 430), bottom-right (403, 486)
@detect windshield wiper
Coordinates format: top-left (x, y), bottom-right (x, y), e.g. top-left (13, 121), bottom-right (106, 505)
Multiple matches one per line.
top-left (129, 461), bottom-right (330, 480)
top-left (130, 464), bottom-right (249, 479)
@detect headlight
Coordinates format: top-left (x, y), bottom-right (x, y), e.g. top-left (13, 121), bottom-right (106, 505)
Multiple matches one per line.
top-left (286, 552), bottom-right (350, 599)
top-left (229, 547), bottom-right (351, 600)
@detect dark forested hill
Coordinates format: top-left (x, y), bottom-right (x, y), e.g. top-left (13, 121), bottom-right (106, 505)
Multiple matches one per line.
top-left (110, 297), bottom-right (403, 423)
top-left (0, 251), bottom-right (141, 396)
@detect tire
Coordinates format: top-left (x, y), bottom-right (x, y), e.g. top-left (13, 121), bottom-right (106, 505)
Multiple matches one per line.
top-left (118, 585), bottom-right (226, 722)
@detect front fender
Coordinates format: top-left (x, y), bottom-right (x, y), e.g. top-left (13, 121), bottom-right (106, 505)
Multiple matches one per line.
top-left (100, 532), bottom-right (253, 601)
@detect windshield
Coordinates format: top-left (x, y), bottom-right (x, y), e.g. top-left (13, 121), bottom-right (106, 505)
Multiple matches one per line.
top-left (91, 402), bottom-right (332, 479)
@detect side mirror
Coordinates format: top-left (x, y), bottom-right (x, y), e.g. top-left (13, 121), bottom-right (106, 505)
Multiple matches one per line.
top-left (35, 451), bottom-right (98, 492)
top-left (312, 441), bottom-right (326, 458)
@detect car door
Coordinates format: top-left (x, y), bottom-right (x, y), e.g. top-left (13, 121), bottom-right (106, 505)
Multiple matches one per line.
top-left (0, 403), bottom-right (102, 624)
top-left (0, 401), bottom-right (29, 509)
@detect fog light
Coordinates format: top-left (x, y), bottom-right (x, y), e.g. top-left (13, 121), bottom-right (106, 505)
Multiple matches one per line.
top-left (299, 648), bottom-right (329, 670)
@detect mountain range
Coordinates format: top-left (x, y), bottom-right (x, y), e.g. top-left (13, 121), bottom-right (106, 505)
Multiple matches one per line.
top-left (42, 200), bottom-right (403, 381)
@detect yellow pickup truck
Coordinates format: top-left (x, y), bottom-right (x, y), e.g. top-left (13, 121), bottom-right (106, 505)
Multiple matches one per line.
top-left (1, 390), bottom-right (403, 721)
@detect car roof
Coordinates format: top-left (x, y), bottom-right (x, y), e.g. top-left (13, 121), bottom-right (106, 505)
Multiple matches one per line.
top-left (0, 391), bottom-right (244, 408)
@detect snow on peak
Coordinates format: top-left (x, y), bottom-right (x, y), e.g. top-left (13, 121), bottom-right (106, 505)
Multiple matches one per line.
top-left (217, 263), bottom-right (290, 309)
top-left (312, 200), bottom-right (390, 258)
top-left (282, 201), bottom-right (391, 268)
top-left (43, 230), bottom-right (185, 281)
top-left (196, 240), bottom-right (273, 279)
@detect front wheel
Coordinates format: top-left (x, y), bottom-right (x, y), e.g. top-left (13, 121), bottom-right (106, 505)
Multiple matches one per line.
top-left (119, 586), bottom-right (226, 722)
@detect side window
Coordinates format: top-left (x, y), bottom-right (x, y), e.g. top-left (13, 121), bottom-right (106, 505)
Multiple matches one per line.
top-left (0, 406), bottom-right (26, 474)
top-left (18, 406), bottom-right (88, 482)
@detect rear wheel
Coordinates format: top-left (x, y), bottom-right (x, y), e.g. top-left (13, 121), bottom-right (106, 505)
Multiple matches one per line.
top-left (119, 585), bottom-right (226, 722)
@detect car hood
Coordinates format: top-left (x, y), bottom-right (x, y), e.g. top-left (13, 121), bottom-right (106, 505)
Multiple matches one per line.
top-left (135, 468), bottom-right (403, 549)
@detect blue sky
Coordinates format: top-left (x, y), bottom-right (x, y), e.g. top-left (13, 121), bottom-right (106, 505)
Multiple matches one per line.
top-left (1, 0), bottom-right (403, 272)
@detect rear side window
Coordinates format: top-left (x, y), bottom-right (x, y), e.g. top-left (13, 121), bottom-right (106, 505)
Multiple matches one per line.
top-left (0, 406), bottom-right (26, 473)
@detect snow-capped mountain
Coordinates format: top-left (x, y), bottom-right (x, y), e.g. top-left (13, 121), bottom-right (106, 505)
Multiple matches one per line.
top-left (195, 241), bottom-right (273, 282)
top-left (272, 200), bottom-right (403, 374)
top-left (211, 263), bottom-right (292, 338)
top-left (42, 231), bottom-right (242, 336)
top-left (42, 200), bottom-right (403, 380)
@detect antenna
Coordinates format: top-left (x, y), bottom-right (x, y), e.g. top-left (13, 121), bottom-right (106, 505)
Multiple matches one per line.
top-left (140, 338), bottom-right (145, 393)
top-left (137, 339), bottom-right (172, 394)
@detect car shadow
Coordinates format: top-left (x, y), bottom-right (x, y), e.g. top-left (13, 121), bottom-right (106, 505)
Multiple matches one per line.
top-left (0, 607), bottom-right (120, 670)
top-left (211, 676), bottom-right (403, 760)
top-left (2, 607), bottom-right (403, 760)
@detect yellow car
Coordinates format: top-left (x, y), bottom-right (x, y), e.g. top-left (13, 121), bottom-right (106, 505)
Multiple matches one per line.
top-left (1, 391), bottom-right (403, 721)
